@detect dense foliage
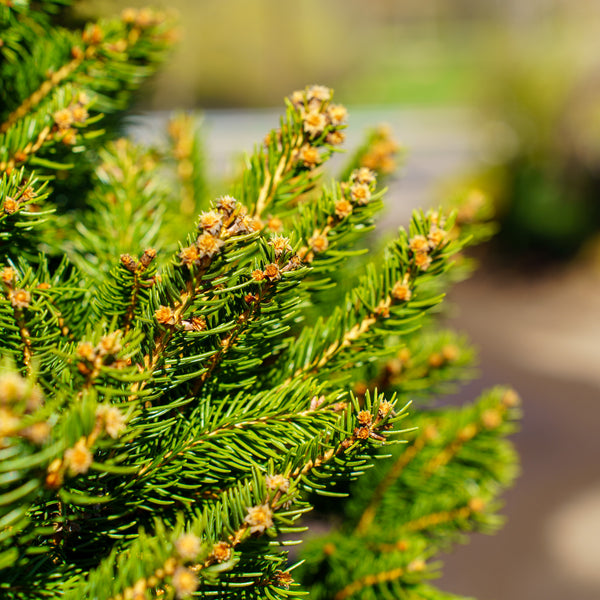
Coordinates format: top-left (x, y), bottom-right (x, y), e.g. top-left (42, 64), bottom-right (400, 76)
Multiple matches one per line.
top-left (0, 3), bottom-right (519, 599)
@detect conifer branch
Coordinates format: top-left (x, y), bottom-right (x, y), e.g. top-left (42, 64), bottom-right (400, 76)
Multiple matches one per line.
top-left (138, 230), bottom-right (306, 405)
top-left (0, 53), bottom-right (84, 134)
top-left (338, 124), bottom-right (401, 182)
top-left (254, 130), bottom-right (302, 220)
top-left (232, 85), bottom-right (347, 220)
top-left (358, 330), bottom-right (476, 402)
top-left (355, 388), bottom-right (519, 536)
top-left (122, 268), bottom-right (144, 336)
top-left (0, 126), bottom-right (52, 174)
top-left (116, 249), bottom-right (158, 334)
top-left (401, 502), bottom-right (480, 533)
top-left (281, 210), bottom-right (458, 387)
top-left (121, 206), bottom-right (260, 397)
top-left (135, 404), bottom-right (325, 481)
top-left (0, 170), bottom-right (53, 262)
top-left (167, 113), bottom-right (207, 218)
top-left (185, 269), bottom-right (286, 397)
top-left (334, 565), bottom-right (407, 600)
top-left (0, 8), bottom-right (521, 595)
top-left (0, 9), bottom-right (175, 179)
top-left (14, 308), bottom-right (33, 373)
top-left (423, 398), bottom-right (514, 478)
top-left (291, 167), bottom-right (382, 269)
top-left (1, 273), bottom-right (38, 374)
top-left (355, 432), bottom-right (429, 534)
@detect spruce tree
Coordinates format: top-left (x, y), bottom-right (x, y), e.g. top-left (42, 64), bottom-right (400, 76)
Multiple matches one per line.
top-left (0, 3), bottom-right (520, 599)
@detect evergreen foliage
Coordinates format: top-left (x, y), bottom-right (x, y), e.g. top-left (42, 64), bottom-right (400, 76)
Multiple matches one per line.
top-left (0, 3), bottom-right (520, 599)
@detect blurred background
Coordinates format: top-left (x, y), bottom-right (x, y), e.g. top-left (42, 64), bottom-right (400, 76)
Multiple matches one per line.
top-left (75, 1), bottom-right (600, 598)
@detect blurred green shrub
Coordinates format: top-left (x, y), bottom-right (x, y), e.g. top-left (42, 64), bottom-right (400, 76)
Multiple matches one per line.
top-left (473, 54), bottom-right (600, 261)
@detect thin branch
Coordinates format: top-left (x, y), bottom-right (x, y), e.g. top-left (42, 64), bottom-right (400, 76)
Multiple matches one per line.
top-left (0, 126), bottom-right (51, 174)
top-left (0, 53), bottom-right (85, 134)
top-left (334, 566), bottom-right (405, 600)
top-left (403, 504), bottom-right (473, 533)
top-left (253, 132), bottom-right (301, 220)
top-left (355, 433), bottom-right (426, 535)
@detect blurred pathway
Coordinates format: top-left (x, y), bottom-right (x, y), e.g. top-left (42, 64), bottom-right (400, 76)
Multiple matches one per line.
top-left (442, 265), bottom-right (600, 600)
top-left (128, 105), bottom-right (487, 224)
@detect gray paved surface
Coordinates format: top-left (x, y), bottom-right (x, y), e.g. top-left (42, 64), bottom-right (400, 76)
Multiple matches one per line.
top-left (441, 266), bottom-right (600, 600)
